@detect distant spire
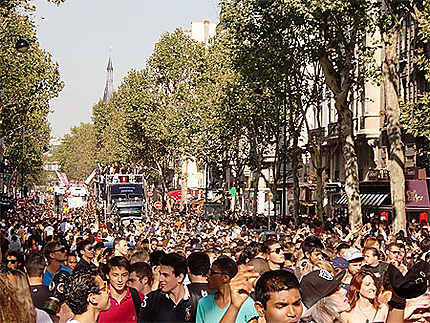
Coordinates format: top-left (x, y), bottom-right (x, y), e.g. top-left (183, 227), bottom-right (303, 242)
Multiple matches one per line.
top-left (103, 49), bottom-right (113, 102)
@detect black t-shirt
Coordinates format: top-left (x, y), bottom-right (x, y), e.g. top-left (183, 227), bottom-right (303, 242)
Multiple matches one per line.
top-left (187, 282), bottom-right (215, 321)
top-left (74, 258), bottom-right (97, 273)
top-left (30, 284), bottom-right (50, 310)
top-left (361, 262), bottom-right (389, 281)
top-left (138, 288), bottom-right (194, 323)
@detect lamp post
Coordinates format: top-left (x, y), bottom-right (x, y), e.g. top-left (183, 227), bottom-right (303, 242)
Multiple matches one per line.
top-left (15, 38), bottom-right (30, 53)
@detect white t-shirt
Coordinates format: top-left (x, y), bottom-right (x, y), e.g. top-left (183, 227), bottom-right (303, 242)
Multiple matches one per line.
top-left (36, 309), bottom-right (53, 323)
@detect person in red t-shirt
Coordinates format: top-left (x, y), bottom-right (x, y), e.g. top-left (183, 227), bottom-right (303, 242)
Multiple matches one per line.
top-left (98, 256), bottom-right (143, 323)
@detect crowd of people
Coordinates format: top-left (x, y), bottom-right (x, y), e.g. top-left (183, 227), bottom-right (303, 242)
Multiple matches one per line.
top-left (0, 191), bottom-right (430, 323)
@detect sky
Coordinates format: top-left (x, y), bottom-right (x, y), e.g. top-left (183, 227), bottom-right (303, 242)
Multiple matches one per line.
top-left (34, 0), bottom-right (220, 137)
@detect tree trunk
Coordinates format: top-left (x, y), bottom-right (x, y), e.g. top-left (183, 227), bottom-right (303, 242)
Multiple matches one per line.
top-left (383, 27), bottom-right (406, 234)
top-left (180, 157), bottom-right (188, 212)
top-left (253, 167), bottom-right (262, 219)
top-left (339, 105), bottom-right (363, 229)
top-left (314, 148), bottom-right (325, 227)
top-left (291, 142), bottom-right (300, 226)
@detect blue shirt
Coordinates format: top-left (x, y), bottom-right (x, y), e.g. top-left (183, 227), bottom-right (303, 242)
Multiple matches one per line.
top-left (42, 265), bottom-right (73, 286)
top-left (196, 294), bottom-right (258, 323)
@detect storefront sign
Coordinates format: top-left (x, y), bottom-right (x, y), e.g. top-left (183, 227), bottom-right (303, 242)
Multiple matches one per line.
top-left (405, 180), bottom-right (430, 208)
top-left (368, 169), bottom-right (379, 181)
top-left (406, 190), bottom-right (424, 202)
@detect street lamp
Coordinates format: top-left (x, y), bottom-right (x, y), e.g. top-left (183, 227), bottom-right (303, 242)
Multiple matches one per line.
top-left (15, 38), bottom-right (30, 53)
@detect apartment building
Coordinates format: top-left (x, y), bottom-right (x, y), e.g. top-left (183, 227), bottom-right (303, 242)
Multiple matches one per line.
top-left (306, 14), bottom-right (430, 221)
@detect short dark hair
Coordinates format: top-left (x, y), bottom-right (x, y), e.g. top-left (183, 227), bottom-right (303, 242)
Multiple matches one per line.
top-left (43, 241), bottom-right (61, 260)
top-left (261, 239), bottom-right (278, 254)
top-left (336, 243), bottom-right (350, 253)
top-left (25, 252), bottom-right (46, 277)
top-left (149, 250), bottom-right (166, 267)
top-left (65, 272), bottom-right (101, 314)
top-left (160, 253), bottom-right (187, 278)
top-left (187, 252), bottom-right (210, 276)
top-left (5, 249), bottom-right (19, 259)
top-left (213, 256), bottom-right (238, 279)
top-left (420, 238), bottom-right (430, 253)
top-left (106, 256), bottom-right (130, 273)
top-left (301, 236), bottom-right (324, 256)
top-left (130, 262), bottom-right (153, 285)
top-left (76, 239), bottom-right (92, 257)
top-left (255, 270), bottom-right (300, 308)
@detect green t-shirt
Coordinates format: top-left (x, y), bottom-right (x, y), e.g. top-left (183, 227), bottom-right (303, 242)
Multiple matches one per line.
top-left (196, 294), bottom-right (259, 323)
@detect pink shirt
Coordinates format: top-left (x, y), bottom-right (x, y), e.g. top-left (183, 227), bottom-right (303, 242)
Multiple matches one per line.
top-left (98, 287), bottom-right (143, 323)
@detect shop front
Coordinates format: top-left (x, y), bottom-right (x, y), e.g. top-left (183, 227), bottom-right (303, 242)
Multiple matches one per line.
top-left (333, 179), bottom-right (430, 224)
top-left (405, 179), bottom-right (430, 224)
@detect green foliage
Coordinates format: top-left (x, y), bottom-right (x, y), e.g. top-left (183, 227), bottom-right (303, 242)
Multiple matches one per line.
top-left (0, 0), bottom-right (64, 186)
top-left (401, 0), bottom-right (430, 165)
top-left (52, 123), bottom-right (97, 180)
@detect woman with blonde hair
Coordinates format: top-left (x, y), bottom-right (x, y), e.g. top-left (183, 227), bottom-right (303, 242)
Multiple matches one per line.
top-left (341, 270), bottom-right (389, 323)
top-left (0, 267), bottom-right (36, 323)
top-left (8, 268), bottom-right (53, 323)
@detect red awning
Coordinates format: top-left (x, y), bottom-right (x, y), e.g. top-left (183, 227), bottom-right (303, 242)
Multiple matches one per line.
top-left (405, 180), bottom-right (430, 209)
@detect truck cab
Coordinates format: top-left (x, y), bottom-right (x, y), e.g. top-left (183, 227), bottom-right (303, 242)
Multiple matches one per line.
top-left (103, 174), bottom-right (146, 224)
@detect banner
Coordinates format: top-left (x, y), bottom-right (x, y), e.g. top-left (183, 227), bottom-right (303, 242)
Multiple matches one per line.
top-left (84, 168), bottom-right (97, 185)
top-left (59, 172), bottom-right (69, 186)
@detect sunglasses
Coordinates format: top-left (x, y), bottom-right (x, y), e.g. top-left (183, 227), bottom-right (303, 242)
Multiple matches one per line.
top-left (209, 269), bottom-right (229, 276)
top-left (7, 259), bottom-right (17, 264)
top-left (390, 250), bottom-right (401, 255)
top-left (52, 247), bottom-right (66, 253)
top-left (270, 247), bottom-right (283, 254)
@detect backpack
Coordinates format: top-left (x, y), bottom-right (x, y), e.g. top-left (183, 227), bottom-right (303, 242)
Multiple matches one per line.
top-left (129, 287), bottom-right (141, 317)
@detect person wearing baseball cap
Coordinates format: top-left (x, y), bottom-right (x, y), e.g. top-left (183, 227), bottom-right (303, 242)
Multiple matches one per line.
top-left (300, 269), bottom-right (349, 323)
top-left (343, 248), bottom-right (364, 291)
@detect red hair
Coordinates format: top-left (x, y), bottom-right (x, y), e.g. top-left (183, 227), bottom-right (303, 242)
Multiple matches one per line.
top-left (348, 271), bottom-right (380, 311)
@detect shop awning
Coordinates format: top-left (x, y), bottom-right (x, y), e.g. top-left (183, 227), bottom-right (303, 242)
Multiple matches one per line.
top-left (335, 193), bottom-right (389, 207)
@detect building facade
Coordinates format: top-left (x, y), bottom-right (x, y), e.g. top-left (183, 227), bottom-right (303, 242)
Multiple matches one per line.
top-left (305, 15), bottom-right (430, 222)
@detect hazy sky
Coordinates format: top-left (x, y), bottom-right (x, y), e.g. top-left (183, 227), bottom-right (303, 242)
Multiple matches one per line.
top-left (34, 0), bottom-right (220, 137)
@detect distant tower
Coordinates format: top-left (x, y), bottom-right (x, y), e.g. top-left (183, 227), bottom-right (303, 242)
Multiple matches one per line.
top-left (102, 55), bottom-right (113, 102)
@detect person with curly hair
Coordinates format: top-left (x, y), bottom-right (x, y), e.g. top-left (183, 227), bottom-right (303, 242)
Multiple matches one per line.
top-left (65, 271), bottom-right (111, 323)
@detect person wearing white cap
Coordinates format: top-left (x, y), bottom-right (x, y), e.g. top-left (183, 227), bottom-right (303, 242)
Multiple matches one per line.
top-left (342, 248), bottom-right (364, 291)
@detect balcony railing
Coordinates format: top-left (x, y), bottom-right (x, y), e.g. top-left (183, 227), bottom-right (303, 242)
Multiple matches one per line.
top-left (327, 122), bottom-right (341, 138)
top-left (309, 127), bottom-right (325, 141)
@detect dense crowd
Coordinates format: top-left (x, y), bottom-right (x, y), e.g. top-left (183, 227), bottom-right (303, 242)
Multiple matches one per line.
top-left (0, 192), bottom-right (429, 323)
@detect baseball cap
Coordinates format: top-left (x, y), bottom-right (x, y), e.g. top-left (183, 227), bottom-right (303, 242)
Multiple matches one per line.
top-left (386, 261), bottom-right (430, 299)
top-left (332, 257), bottom-right (349, 269)
top-left (300, 269), bottom-right (346, 309)
top-left (343, 248), bottom-right (364, 262)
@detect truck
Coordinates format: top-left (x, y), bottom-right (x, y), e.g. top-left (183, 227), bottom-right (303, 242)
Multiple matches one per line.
top-left (66, 185), bottom-right (88, 209)
top-left (102, 174), bottom-right (146, 225)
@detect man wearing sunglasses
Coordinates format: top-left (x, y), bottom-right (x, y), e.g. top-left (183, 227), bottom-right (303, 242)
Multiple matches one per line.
top-left (75, 239), bottom-right (97, 273)
top-left (262, 240), bottom-right (285, 271)
top-left (196, 256), bottom-right (259, 323)
top-left (42, 240), bottom-right (72, 287)
top-left (65, 271), bottom-right (111, 323)
top-left (5, 250), bottom-right (20, 270)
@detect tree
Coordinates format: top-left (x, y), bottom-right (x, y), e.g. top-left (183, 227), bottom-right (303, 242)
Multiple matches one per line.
top-left (281, 0), bottom-right (382, 229)
top-left (0, 0), bottom-right (64, 188)
top-left (402, 0), bottom-right (430, 171)
top-left (52, 123), bottom-right (97, 181)
top-left (101, 30), bottom-right (208, 211)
